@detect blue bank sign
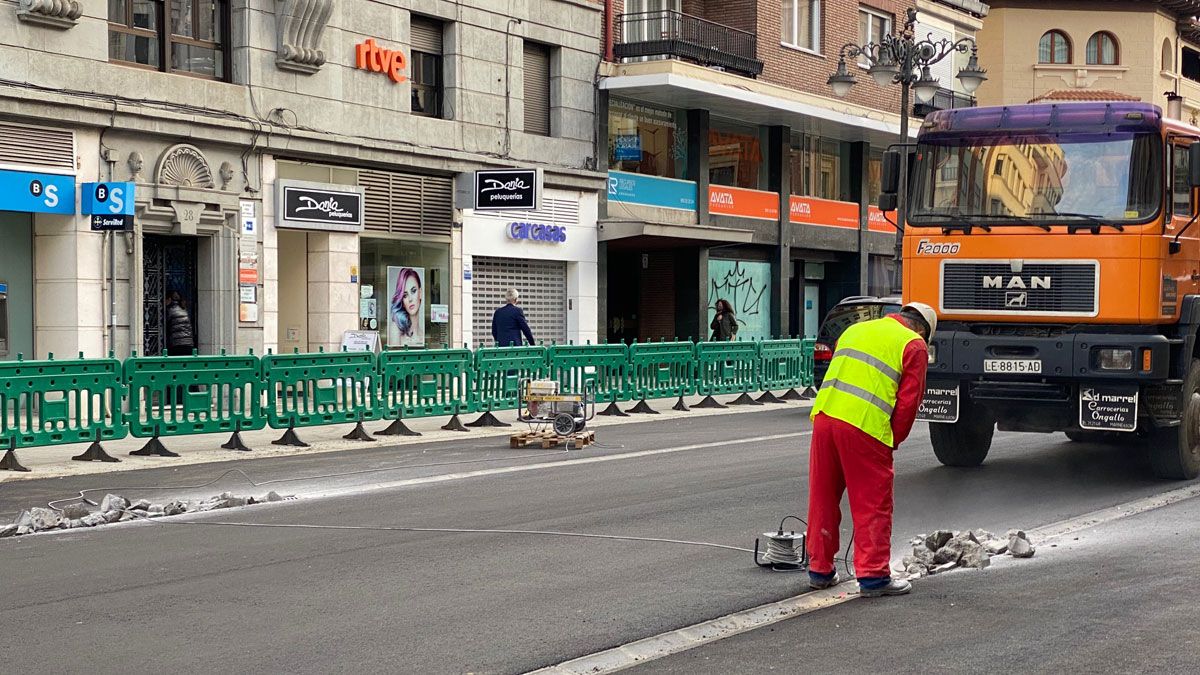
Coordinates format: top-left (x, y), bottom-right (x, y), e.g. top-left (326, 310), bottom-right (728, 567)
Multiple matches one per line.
top-left (0, 169), bottom-right (76, 214)
top-left (606, 171), bottom-right (696, 211)
top-left (82, 182), bottom-right (137, 231)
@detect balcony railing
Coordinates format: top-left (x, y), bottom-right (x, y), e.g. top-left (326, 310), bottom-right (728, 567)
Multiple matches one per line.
top-left (913, 87), bottom-right (976, 118)
top-left (614, 11), bottom-right (764, 78)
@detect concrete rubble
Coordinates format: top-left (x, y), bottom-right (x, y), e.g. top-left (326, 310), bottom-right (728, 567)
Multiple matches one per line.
top-left (900, 527), bottom-right (1036, 578)
top-left (1, 490), bottom-right (293, 539)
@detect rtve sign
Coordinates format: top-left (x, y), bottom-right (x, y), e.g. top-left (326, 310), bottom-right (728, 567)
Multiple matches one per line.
top-left (355, 38), bottom-right (407, 83)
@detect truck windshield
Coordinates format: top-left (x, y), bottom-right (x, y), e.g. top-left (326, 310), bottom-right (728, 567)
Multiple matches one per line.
top-left (909, 132), bottom-right (1161, 227)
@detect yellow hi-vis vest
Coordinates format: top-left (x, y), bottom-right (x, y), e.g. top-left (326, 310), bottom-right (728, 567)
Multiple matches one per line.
top-left (811, 317), bottom-right (923, 448)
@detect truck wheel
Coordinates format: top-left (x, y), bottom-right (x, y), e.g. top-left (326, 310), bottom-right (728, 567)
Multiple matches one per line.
top-left (930, 400), bottom-right (995, 467)
top-left (1148, 359), bottom-right (1200, 480)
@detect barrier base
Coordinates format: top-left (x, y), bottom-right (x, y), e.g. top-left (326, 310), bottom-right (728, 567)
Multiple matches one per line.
top-left (756, 391), bottom-right (785, 404)
top-left (441, 415), bottom-right (470, 432)
top-left (693, 396), bottom-right (727, 409)
top-left (466, 411), bottom-right (512, 428)
top-left (626, 399), bottom-right (659, 414)
top-left (0, 447), bottom-right (30, 472)
top-left (377, 418), bottom-right (421, 437)
top-left (73, 441), bottom-right (121, 463)
top-left (598, 402), bottom-right (630, 417)
top-left (800, 386), bottom-right (818, 399)
top-left (672, 396), bottom-right (690, 412)
top-left (131, 436), bottom-right (180, 458)
top-left (220, 431), bottom-right (252, 452)
top-left (727, 393), bottom-right (763, 406)
top-left (272, 426), bottom-right (310, 448)
top-left (780, 389), bottom-right (805, 401)
top-left (343, 422), bottom-right (376, 442)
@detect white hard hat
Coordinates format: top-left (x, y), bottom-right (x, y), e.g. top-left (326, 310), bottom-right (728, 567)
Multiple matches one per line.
top-left (902, 301), bottom-right (938, 338)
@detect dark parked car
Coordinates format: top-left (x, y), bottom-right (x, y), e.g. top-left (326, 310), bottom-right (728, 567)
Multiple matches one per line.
top-left (813, 295), bottom-right (902, 387)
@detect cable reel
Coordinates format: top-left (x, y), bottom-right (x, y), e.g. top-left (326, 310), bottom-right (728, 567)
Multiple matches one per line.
top-left (754, 515), bottom-right (808, 572)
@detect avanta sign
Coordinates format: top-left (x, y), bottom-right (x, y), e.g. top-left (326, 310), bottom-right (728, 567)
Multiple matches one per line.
top-left (355, 38), bottom-right (407, 83)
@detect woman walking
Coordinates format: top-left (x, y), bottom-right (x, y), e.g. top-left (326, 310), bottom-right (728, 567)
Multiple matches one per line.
top-left (710, 299), bottom-right (739, 341)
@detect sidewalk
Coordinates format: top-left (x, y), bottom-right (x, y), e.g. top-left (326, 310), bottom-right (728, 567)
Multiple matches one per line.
top-left (0, 393), bottom-right (814, 483)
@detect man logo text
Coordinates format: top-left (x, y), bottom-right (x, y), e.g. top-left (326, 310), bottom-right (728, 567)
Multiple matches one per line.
top-left (983, 275), bottom-right (1051, 289)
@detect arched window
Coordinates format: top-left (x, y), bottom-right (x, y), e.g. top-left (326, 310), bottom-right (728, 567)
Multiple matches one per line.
top-left (1163, 38), bottom-right (1174, 71)
top-left (1039, 30), bottom-right (1071, 64)
top-left (1086, 31), bottom-right (1118, 65)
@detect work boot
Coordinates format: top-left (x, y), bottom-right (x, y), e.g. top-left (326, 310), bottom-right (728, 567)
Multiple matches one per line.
top-left (858, 578), bottom-right (912, 598)
top-left (808, 570), bottom-right (840, 590)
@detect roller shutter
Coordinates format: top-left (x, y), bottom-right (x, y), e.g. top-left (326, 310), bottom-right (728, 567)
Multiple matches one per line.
top-left (410, 16), bottom-right (443, 54)
top-left (472, 257), bottom-right (567, 346)
top-left (523, 42), bottom-right (551, 136)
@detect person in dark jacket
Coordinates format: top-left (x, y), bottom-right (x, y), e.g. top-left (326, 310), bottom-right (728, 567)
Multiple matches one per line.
top-left (710, 299), bottom-right (738, 341)
top-left (165, 291), bottom-right (195, 356)
top-left (491, 288), bottom-right (536, 347)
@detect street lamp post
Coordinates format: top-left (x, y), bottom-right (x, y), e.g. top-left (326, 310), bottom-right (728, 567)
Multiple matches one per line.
top-left (827, 7), bottom-right (987, 291)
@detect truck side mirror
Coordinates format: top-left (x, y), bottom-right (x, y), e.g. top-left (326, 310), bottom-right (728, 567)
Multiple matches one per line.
top-left (1190, 142), bottom-right (1200, 187)
top-left (881, 150), bottom-right (901, 196)
top-left (878, 193), bottom-right (898, 212)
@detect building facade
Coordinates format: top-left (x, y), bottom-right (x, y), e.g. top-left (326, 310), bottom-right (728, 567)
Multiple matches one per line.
top-left (597, 0), bottom-right (988, 343)
top-left (976, 0), bottom-right (1200, 121)
top-left (0, 0), bottom-right (604, 362)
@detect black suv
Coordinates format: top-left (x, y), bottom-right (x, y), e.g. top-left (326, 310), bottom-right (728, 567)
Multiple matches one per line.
top-left (813, 296), bottom-right (902, 387)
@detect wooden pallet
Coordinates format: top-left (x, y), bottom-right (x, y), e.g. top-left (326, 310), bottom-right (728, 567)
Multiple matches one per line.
top-left (509, 429), bottom-right (596, 449)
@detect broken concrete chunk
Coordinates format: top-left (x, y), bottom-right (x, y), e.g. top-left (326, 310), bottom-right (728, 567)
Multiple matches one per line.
top-left (100, 494), bottom-right (129, 513)
top-left (29, 507), bottom-right (64, 531)
top-left (101, 510), bottom-right (122, 524)
top-left (0, 524), bottom-right (18, 538)
top-left (81, 513), bottom-right (107, 527)
top-left (983, 539), bottom-right (1008, 555)
top-left (911, 546), bottom-right (936, 566)
top-left (16, 526), bottom-right (33, 536)
top-left (223, 495), bottom-right (248, 508)
top-left (163, 501), bottom-right (188, 516)
top-left (265, 491), bottom-right (284, 502)
top-left (958, 541), bottom-right (991, 569)
top-left (128, 499), bottom-right (152, 512)
top-left (933, 537), bottom-right (968, 565)
top-left (926, 530), bottom-right (954, 551)
top-left (60, 503), bottom-right (91, 520)
top-left (13, 510), bottom-right (32, 529)
top-left (928, 562), bottom-right (958, 575)
top-left (1009, 536), bottom-right (1036, 558)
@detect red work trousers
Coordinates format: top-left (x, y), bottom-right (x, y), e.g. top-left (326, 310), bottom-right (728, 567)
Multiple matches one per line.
top-left (805, 413), bottom-right (895, 579)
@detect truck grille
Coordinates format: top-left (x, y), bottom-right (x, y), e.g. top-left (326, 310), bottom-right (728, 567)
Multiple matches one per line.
top-left (941, 262), bottom-right (1098, 316)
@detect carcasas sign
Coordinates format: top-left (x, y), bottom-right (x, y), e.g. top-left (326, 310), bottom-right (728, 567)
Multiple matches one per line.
top-left (355, 38), bottom-right (407, 83)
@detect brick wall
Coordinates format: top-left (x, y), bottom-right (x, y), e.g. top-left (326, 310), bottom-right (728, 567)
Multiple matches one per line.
top-left (609, 0), bottom-right (915, 117)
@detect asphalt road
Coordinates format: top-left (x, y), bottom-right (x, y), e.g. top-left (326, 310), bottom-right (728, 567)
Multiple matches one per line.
top-left (0, 407), bottom-right (1192, 674)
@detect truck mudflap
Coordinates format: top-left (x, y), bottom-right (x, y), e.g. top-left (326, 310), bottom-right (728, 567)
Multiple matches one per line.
top-left (917, 379), bottom-right (1144, 433)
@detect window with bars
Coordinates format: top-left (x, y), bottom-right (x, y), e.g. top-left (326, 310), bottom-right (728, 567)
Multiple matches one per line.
top-left (108, 0), bottom-right (229, 80)
top-left (523, 41), bottom-right (552, 136)
top-left (410, 16), bottom-right (444, 118)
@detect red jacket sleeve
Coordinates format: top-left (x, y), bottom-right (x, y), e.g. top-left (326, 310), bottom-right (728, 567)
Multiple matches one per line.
top-left (891, 339), bottom-right (928, 448)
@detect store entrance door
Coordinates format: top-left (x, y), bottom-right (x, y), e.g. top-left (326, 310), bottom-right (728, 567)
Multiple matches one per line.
top-left (0, 212), bottom-right (33, 360)
top-left (143, 235), bottom-right (198, 356)
top-left (803, 285), bottom-right (820, 338)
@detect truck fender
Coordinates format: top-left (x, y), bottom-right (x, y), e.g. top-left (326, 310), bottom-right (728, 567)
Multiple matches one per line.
top-left (1179, 295), bottom-right (1200, 361)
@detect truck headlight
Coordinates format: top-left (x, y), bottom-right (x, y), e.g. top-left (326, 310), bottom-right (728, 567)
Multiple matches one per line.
top-left (1097, 348), bottom-right (1133, 371)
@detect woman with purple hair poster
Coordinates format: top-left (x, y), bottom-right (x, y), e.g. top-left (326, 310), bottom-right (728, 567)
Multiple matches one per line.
top-left (387, 266), bottom-right (425, 347)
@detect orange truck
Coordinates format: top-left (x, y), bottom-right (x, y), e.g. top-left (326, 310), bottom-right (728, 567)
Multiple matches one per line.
top-left (881, 101), bottom-right (1200, 479)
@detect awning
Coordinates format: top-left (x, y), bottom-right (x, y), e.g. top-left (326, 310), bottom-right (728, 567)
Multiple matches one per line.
top-left (599, 219), bottom-right (755, 246)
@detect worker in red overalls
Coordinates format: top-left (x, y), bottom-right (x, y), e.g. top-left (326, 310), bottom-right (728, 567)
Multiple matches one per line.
top-left (805, 302), bottom-right (936, 597)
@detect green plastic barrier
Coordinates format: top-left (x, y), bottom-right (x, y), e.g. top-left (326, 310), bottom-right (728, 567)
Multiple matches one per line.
top-left (0, 354), bottom-right (127, 449)
top-left (124, 352), bottom-right (265, 438)
top-left (262, 350), bottom-right (380, 429)
top-left (800, 338), bottom-right (816, 387)
top-left (759, 339), bottom-right (807, 392)
top-left (472, 346), bottom-right (547, 412)
top-left (547, 343), bottom-right (629, 403)
top-left (695, 341), bottom-right (760, 396)
top-left (626, 341), bottom-right (696, 401)
top-left (378, 348), bottom-right (472, 419)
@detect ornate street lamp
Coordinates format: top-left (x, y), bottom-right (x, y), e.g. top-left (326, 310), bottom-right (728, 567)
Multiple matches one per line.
top-left (826, 8), bottom-right (987, 290)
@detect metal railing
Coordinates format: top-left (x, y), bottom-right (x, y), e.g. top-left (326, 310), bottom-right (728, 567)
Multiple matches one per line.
top-left (614, 10), bottom-right (763, 78)
top-left (914, 87), bottom-right (976, 117)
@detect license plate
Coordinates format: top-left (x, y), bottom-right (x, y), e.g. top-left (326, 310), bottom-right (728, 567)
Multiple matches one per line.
top-left (984, 358), bottom-right (1042, 374)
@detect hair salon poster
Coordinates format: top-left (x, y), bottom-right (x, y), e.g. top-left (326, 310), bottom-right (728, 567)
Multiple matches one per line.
top-left (387, 266), bottom-right (425, 347)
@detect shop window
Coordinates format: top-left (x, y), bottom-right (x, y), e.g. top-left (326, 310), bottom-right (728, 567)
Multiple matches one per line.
top-left (1086, 32), bottom-right (1118, 66)
top-left (608, 99), bottom-right (689, 179)
top-left (1038, 30), bottom-right (1070, 65)
top-left (524, 41), bottom-right (552, 136)
top-left (410, 16), bottom-right (445, 118)
top-left (709, 123), bottom-right (765, 190)
top-left (857, 7), bottom-right (892, 67)
top-left (359, 238), bottom-right (451, 349)
top-left (789, 134), bottom-right (845, 201)
top-left (781, 0), bottom-right (820, 52)
top-left (108, 0), bottom-right (230, 80)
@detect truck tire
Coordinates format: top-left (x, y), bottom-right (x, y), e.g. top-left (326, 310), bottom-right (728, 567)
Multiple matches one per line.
top-left (930, 399), bottom-right (995, 467)
top-left (1148, 359), bottom-right (1200, 480)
